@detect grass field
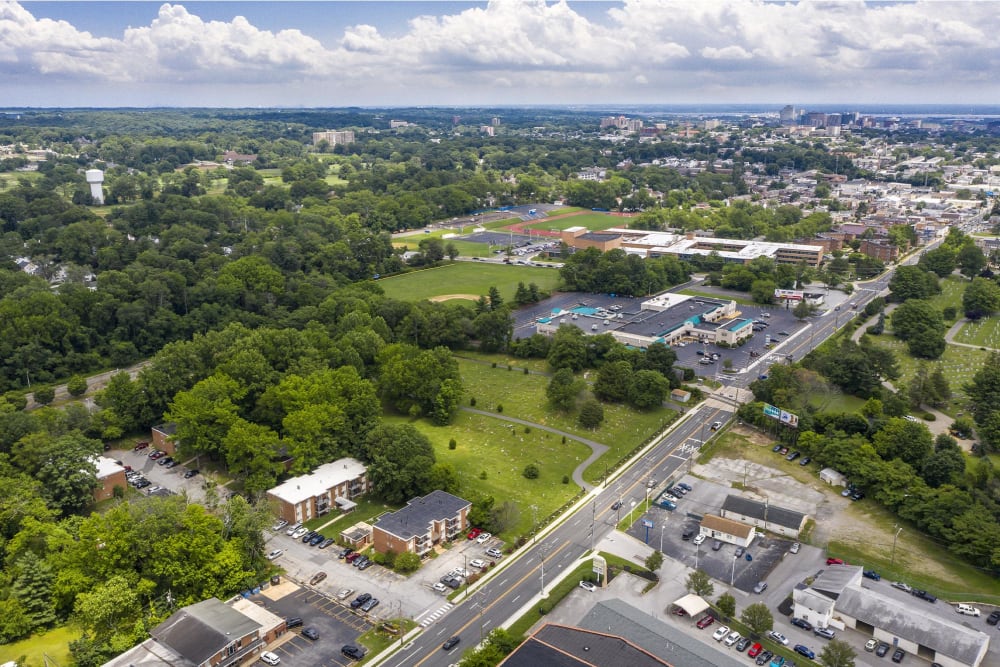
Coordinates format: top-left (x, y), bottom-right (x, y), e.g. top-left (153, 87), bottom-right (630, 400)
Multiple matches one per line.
top-left (544, 206), bottom-right (584, 216)
top-left (392, 239), bottom-right (496, 258)
top-left (865, 332), bottom-right (989, 411)
top-left (457, 359), bottom-right (678, 484)
top-left (929, 275), bottom-right (967, 315)
top-left (0, 171), bottom-right (43, 187)
top-left (954, 316), bottom-right (1000, 348)
top-left (385, 411), bottom-right (588, 539)
top-left (523, 212), bottom-right (621, 232)
top-left (0, 625), bottom-right (79, 666)
top-left (377, 262), bottom-right (561, 303)
top-left (808, 392), bottom-right (867, 414)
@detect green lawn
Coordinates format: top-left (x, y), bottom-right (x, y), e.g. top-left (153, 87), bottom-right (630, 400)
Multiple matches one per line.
top-left (377, 262), bottom-right (561, 302)
top-left (457, 359), bottom-right (678, 484)
top-left (954, 317), bottom-right (1000, 349)
top-left (808, 392), bottom-right (867, 414)
top-left (305, 497), bottom-right (399, 537)
top-left (864, 332), bottom-right (990, 411)
top-left (928, 275), bottom-right (967, 314)
top-left (544, 206), bottom-right (584, 216)
top-left (523, 212), bottom-right (620, 232)
top-left (385, 411), bottom-right (588, 540)
top-left (0, 625), bottom-right (80, 666)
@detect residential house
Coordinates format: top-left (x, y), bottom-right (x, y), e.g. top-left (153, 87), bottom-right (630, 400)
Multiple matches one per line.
top-left (372, 490), bottom-right (470, 556)
top-left (267, 458), bottom-right (369, 525)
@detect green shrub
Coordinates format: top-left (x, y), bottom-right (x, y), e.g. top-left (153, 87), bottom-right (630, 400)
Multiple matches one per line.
top-left (395, 551), bottom-right (421, 573)
top-left (449, 438), bottom-right (457, 450)
top-left (497, 404), bottom-right (503, 413)
top-left (32, 386), bottom-right (55, 405)
top-left (67, 375), bottom-right (88, 397)
top-left (523, 368), bottom-right (529, 375)
top-left (479, 470), bottom-right (488, 480)
top-left (523, 464), bottom-right (540, 479)
top-left (923, 412), bottom-right (936, 421)
top-left (470, 397), bottom-right (477, 407)
top-left (562, 475), bottom-right (570, 484)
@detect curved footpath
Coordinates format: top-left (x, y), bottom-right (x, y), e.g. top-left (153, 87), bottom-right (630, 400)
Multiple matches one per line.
top-left (459, 406), bottom-right (608, 491)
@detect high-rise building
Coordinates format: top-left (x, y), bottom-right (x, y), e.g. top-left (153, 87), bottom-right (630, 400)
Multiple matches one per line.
top-left (312, 130), bottom-right (355, 146)
top-left (779, 105), bottom-right (797, 126)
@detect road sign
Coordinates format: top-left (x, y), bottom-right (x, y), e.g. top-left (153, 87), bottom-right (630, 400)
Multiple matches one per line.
top-left (592, 555), bottom-right (607, 580)
top-left (763, 404), bottom-right (780, 419)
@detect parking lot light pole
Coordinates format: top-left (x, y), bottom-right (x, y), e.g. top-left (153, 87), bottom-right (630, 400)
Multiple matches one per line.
top-left (891, 525), bottom-right (903, 566)
top-left (659, 524), bottom-right (665, 553)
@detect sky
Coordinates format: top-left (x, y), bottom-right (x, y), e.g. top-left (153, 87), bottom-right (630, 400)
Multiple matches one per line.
top-left (2, 0), bottom-right (999, 108)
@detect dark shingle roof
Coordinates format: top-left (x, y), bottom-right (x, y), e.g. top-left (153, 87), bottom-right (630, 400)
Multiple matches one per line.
top-left (501, 624), bottom-right (670, 667)
top-left (374, 490), bottom-right (470, 541)
top-left (150, 598), bottom-right (259, 665)
top-left (721, 495), bottom-right (806, 531)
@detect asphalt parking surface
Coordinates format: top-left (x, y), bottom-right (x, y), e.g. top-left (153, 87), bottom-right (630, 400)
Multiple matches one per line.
top-left (111, 446), bottom-right (211, 502)
top-left (252, 585), bottom-right (374, 667)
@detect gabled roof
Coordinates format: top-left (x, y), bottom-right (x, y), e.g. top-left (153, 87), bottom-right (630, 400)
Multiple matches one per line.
top-left (150, 598), bottom-right (260, 665)
top-left (700, 514), bottom-right (754, 539)
top-left (501, 623), bottom-right (671, 667)
top-left (836, 585), bottom-right (989, 665)
top-left (720, 495), bottom-right (807, 531)
top-left (374, 490), bottom-right (470, 541)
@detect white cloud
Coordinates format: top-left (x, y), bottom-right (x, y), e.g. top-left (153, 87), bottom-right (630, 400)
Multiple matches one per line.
top-left (1, 0), bottom-right (999, 104)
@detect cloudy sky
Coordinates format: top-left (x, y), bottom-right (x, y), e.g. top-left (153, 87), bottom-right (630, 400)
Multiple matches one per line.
top-left (2, 0), bottom-right (998, 108)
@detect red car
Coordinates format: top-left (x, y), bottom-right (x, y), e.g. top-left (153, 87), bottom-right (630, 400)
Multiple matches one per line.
top-left (150, 450), bottom-right (165, 460)
top-left (696, 615), bottom-right (715, 629)
top-left (345, 552), bottom-right (361, 563)
top-left (748, 643), bottom-right (763, 658)
top-left (133, 441), bottom-right (149, 451)
top-left (826, 558), bottom-right (844, 565)
top-left (467, 528), bottom-right (482, 540)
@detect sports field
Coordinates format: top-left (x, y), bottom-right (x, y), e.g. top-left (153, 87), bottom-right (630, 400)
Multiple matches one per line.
top-left (523, 211), bottom-right (624, 232)
top-left (377, 262), bottom-right (560, 302)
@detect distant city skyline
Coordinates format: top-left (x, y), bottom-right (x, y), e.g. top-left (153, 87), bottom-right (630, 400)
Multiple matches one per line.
top-left (3, 1), bottom-right (999, 108)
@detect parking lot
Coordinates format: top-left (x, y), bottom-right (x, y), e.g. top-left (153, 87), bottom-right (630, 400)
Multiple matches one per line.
top-left (111, 444), bottom-right (212, 502)
top-left (252, 582), bottom-right (374, 666)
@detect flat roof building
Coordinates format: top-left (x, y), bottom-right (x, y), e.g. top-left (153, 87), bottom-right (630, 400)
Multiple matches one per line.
top-left (93, 456), bottom-right (126, 502)
top-left (266, 458), bottom-right (368, 525)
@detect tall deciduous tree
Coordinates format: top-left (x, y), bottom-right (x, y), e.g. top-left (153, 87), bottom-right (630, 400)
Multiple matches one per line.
top-left (819, 639), bottom-right (857, 667)
top-left (365, 423), bottom-right (436, 504)
top-left (686, 569), bottom-right (714, 597)
top-left (546, 368), bottom-right (584, 412)
top-left (165, 373), bottom-right (245, 457)
top-left (740, 602), bottom-right (774, 635)
top-left (962, 277), bottom-right (1000, 319)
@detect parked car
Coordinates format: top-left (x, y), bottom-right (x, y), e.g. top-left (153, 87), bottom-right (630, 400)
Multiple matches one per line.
top-left (793, 645), bottom-right (815, 659)
top-left (353, 556), bottom-right (370, 568)
top-left (579, 581), bottom-right (596, 592)
top-left (748, 642), bottom-right (763, 658)
top-left (753, 581), bottom-right (768, 594)
top-left (863, 569), bottom-right (881, 581)
top-left (133, 441), bottom-right (150, 451)
top-left (799, 457), bottom-right (812, 466)
top-left (681, 527), bottom-right (697, 540)
top-left (291, 527), bottom-right (308, 539)
top-left (309, 533), bottom-right (325, 546)
top-left (432, 582), bottom-right (448, 593)
top-left (309, 572), bottom-right (327, 585)
top-left (865, 638), bottom-right (878, 652)
top-left (476, 532), bottom-right (492, 544)
top-left (826, 557), bottom-right (844, 565)
top-left (301, 530), bottom-right (317, 543)
top-left (260, 650), bottom-right (281, 665)
top-left (301, 627), bottom-right (319, 640)
top-left (987, 610), bottom-right (1000, 625)
top-left (790, 542), bottom-right (800, 554)
top-left (911, 589), bottom-right (937, 603)
top-left (814, 627), bottom-right (836, 640)
top-left (345, 552), bottom-right (361, 563)
top-left (285, 617), bottom-right (303, 628)
top-left (891, 581), bottom-right (911, 593)
top-left (724, 631), bottom-right (742, 646)
top-left (735, 547), bottom-right (745, 558)
top-left (767, 631), bottom-right (788, 645)
top-left (735, 637), bottom-right (751, 652)
top-left (712, 625), bottom-right (731, 641)
top-left (319, 538), bottom-right (335, 549)
top-left (772, 443), bottom-right (783, 453)
top-left (285, 523), bottom-right (302, 536)
top-left (165, 460), bottom-right (179, 468)
top-left (678, 482), bottom-right (692, 491)
top-left (271, 519), bottom-right (287, 531)
top-left (756, 650), bottom-right (773, 666)
top-left (341, 645), bottom-right (365, 660)
top-left (360, 597), bottom-right (379, 612)
top-left (785, 451), bottom-right (800, 461)
top-left (158, 456), bottom-right (173, 466)
top-left (791, 618), bottom-right (812, 631)
top-left (711, 539), bottom-right (723, 551)
top-left (266, 549), bottom-right (283, 561)
top-left (876, 642), bottom-right (891, 657)
top-left (696, 615), bottom-right (715, 629)
top-left (470, 558), bottom-right (486, 569)
top-left (357, 559), bottom-right (373, 570)
top-left (693, 534), bottom-right (707, 546)
top-left (486, 547), bottom-right (503, 559)
top-left (183, 469), bottom-right (199, 478)
top-left (442, 577), bottom-right (461, 590)
top-left (336, 588), bottom-right (354, 600)
top-left (892, 648), bottom-right (905, 663)
top-left (339, 547), bottom-right (354, 559)
top-left (769, 656), bottom-right (784, 667)
top-left (442, 636), bottom-right (460, 651)
top-left (350, 593), bottom-right (372, 609)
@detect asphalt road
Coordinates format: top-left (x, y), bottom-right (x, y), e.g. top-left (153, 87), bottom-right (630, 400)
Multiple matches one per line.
top-left (382, 402), bottom-right (733, 667)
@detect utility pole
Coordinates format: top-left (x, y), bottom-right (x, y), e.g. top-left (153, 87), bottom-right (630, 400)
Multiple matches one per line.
top-left (891, 524), bottom-right (903, 567)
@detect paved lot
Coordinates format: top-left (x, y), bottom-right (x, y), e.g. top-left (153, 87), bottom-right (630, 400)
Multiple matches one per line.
top-left (111, 446), bottom-right (212, 502)
top-left (252, 582), bottom-right (373, 667)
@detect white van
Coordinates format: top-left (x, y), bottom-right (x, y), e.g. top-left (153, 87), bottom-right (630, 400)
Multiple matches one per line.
top-left (956, 604), bottom-right (981, 616)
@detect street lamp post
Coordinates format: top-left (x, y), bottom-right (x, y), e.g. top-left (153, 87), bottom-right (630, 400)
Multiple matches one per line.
top-left (659, 524), bottom-right (665, 553)
top-left (891, 525), bottom-right (903, 566)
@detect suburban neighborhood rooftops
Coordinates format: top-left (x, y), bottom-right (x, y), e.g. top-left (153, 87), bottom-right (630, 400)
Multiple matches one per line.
top-left (267, 458), bottom-right (367, 505)
top-left (836, 585), bottom-right (989, 665)
top-left (374, 490), bottom-right (470, 541)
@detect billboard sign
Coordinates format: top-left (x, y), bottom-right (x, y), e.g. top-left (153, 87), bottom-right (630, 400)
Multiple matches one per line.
top-left (763, 404), bottom-right (781, 419)
top-left (780, 410), bottom-right (799, 428)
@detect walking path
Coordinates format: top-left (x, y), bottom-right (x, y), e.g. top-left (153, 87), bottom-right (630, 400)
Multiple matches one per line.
top-left (460, 406), bottom-right (608, 492)
top-left (944, 318), bottom-right (1000, 353)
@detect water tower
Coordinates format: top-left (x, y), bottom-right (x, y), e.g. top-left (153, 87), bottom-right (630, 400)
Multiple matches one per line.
top-left (85, 169), bottom-right (104, 205)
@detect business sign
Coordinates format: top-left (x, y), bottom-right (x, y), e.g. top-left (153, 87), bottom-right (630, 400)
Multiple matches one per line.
top-left (763, 404), bottom-right (781, 419)
top-left (774, 289), bottom-right (804, 301)
top-left (592, 555), bottom-right (607, 580)
top-left (642, 519), bottom-right (654, 528)
top-left (780, 410), bottom-right (799, 428)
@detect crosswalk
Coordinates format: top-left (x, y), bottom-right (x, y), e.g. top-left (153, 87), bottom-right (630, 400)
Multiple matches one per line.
top-left (417, 602), bottom-right (453, 627)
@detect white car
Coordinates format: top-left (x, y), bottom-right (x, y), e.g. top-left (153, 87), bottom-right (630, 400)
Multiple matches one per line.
top-left (767, 630), bottom-right (788, 645)
top-left (469, 558), bottom-right (486, 569)
top-left (272, 519), bottom-right (288, 531)
top-left (476, 532), bottom-right (492, 544)
top-left (260, 651), bottom-right (281, 665)
top-left (790, 542), bottom-right (800, 554)
top-left (724, 631), bottom-right (742, 646)
top-left (266, 549), bottom-right (283, 561)
top-left (693, 534), bottom-right (707, 546)
top-left (285, 523), bottom-right (302, 536)
top-left (579, 580), bottom-right (596, 592)
top-left (713, 625), bottom-right (731, 641)
top-left (432, 582), bottom-right (448, 593)
top-left (291, 526), bottom-right (308, 539)
top-left (336, 588), bottom-right (354, 600)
